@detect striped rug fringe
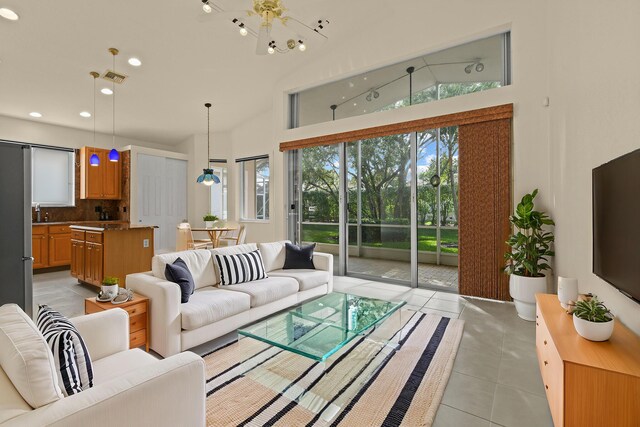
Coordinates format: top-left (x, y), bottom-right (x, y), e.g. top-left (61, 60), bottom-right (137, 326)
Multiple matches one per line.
top-left (204, 311), bottom-right (464, 427)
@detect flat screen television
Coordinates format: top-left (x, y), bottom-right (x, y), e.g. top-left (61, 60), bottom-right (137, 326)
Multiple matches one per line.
top-left (593, 148), bottom-right (640, 303)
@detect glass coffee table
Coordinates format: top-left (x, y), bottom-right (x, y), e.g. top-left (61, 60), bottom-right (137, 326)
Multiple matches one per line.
top-left (238, 292), bottom-right (406, 361)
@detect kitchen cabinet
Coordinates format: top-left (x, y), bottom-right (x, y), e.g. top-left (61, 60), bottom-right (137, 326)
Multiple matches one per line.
top-left (32, 225), bottom-right (70, 269)
top-left (70, 239), bottom-right (85, 280)
top-left (80, 147), bottom-right (121, 200)
top-left (84, 242), bottom-right (103, 286)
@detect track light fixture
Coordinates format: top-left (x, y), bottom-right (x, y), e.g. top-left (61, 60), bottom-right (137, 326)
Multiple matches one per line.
top-left (465, 61), bottom-right (484, 74)
top-left (202, 0), bottom-right (212, 13)
top-left (268, 41), bottom-right (276, 55)
top-left (232, 18), bottom-right (249, 36)
top-left (365, 89), bottom-right (380, 102)
top-left (298, 40), bottom-right (306, 51)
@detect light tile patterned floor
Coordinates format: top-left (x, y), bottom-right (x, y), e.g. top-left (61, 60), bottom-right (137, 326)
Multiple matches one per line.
top-left (33, 272), bottom-right (552, 427)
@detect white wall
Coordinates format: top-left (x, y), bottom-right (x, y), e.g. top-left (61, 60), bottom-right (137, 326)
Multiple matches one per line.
top-left (0, 115), bottom-right (177, 152)
top-left (547, 0), bottom-right (640, 333)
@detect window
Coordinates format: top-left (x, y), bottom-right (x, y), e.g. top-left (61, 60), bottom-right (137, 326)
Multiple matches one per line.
top-left (239, 156), bottom-right (270, 220)
top-left (31, 147), bottom-right (75, 207)
top-left (210, 161), bottom-right (228, 220)
top-left (291, 32), bottom-right (510, 128)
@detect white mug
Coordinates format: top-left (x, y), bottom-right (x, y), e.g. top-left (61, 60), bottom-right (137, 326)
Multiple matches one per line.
top-left (558, 277), bottom-right (579, 309)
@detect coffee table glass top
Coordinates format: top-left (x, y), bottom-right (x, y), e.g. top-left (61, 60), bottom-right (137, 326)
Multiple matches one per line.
top-left (238, 292), bottom-right (405, 361)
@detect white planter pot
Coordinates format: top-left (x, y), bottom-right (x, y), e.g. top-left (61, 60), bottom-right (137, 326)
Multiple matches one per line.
top-left (205, 221), bottom-right (214, 228)
top-left (509, 274), bottom-right (548, 321)
top-left (573, 314), bottom-right (614, 341)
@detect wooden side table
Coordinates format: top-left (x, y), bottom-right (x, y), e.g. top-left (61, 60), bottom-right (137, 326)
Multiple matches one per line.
top-left (85, 293), bottom-right (150, 352)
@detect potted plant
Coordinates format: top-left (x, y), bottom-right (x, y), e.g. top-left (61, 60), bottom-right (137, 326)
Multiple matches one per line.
top-left (100, 276), bottom-right (119, 300)
top-left (203, 214), bottom-right (218, 228)
top-left (504, 189), bottom-right (555, 321)
top-left (572, 297), bottom-right (614, 341)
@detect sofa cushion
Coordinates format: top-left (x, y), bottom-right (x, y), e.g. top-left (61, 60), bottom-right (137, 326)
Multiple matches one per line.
top-left (165, 257), bottom-right (195, 303)
top-left (257, 241), bottom-right (290, 272)
top-left (210, 243), bottom-right (258, 284)
top-left (0, 304), bottom-right (63, 409)
top-left (92, 348), bottom-right (158, 385)
top-left (268, 269), bottom-right (330, 291)
top-left (180, 288), bottom-right (251, 330)
top-left (214, 250), bottom-right (268, 286)
top-left (152, 249), bottom-right (215, 290)
top-left (225, 277), bottom-right (299, 307)
top-left (37, 305), bottom-right (94, 397)
top-left (0, 366), bottom-right (31, 424)
top-left (283, 243), bottom-right (316, 270)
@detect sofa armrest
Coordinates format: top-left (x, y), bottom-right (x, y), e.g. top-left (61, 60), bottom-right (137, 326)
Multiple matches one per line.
top-left (313, 252), bottom-right (334, 293)
top-left (4, 352), bottom-right (206, 427)
top-left (70, 309), bottom-right (129, 361)
top-left (125, 272), bottom-right (182, 358)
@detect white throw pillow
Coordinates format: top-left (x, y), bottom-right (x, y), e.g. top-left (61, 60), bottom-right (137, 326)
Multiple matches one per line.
top-left (152, 249), bottom-right (215, 290)
top-left (0, 304), bottom-right (63, 408)
top-left (258, 241), bottom-right (291, 272)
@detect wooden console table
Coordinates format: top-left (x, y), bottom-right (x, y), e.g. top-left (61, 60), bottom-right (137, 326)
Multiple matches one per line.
top-left (535, 294), bottom-right (640, 426)
top-left (85, 293), bottom-right (149, 352)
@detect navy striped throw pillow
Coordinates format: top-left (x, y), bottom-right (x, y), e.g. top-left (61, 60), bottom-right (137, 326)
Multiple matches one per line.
top-left (37, 305), bottom-right (94, 396)
top-left (214, 250), bottom-right (268, 286)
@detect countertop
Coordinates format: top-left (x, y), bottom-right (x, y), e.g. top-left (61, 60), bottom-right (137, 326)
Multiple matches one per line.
top-left (69, 224), bottom-right (158, 232)
top-left (32, 220), bottom-right (128, 226)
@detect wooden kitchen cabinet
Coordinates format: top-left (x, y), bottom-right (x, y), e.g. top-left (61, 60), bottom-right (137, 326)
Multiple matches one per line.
top-left (79, 147), bottom-right (121, 200)
top-left (70, 239), bottom-right (85, 280)
top-left (32, 226), bottom-right (48, 269)
top-left (84, 242), bottom-right (103, 286)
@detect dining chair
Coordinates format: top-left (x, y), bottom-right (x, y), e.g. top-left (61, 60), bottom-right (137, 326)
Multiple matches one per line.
top-left (179, 223), bottom-right (212, 250)
top-left (217, 225), bottom-right (246, 246)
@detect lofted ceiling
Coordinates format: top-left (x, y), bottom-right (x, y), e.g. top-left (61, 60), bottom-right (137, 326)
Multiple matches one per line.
top-left (0, 0), bottom-right (383, 144)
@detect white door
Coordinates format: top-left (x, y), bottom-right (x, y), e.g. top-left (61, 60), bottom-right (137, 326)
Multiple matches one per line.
top-left (137, 154), bottom-right (187, 253)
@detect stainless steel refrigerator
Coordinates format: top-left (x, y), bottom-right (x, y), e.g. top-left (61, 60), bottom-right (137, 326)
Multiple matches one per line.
top-left (0, 140), bottom-right (33, 316)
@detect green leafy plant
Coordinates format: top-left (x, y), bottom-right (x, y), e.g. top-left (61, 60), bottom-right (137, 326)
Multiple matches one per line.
top-left (573, 297), bottom-right (613, 323)
top-left (203, 214), bottom-right (218, 222)
top-left (102, 276), bottom-right (119, 286)
top-left (504, 189), bottom-right (555, 277)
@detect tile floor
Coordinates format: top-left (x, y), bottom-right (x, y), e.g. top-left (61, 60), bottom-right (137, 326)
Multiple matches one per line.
top-left (33, 271), bottom-right (552, 427)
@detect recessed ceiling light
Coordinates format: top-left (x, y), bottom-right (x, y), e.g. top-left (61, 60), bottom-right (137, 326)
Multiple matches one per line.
top-left (363, 77), bottom-right (368, 81)
top-left (348, 82), bottom-right (355, 88)
top-left (101, 88), bottom-right (113, 95)
top-left (0, 8), bottom-right (19, 21)
top-left (353, 103), bottom-right (357, 107)
top-left (128, 57), bottom-right (142, 67)
top-left (80, 111), bottom-right (91, 118)
top-left (29, 112), bottom-right (42, 118)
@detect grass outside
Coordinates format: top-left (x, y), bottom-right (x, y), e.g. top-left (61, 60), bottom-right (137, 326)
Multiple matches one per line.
top-left (301, 223), bottom-right (459, 254)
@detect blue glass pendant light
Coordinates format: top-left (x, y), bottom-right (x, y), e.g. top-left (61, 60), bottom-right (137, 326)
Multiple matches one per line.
top-left (89, 153), bottom-right (100, 166)
top-left (90, 72), bottom-right (100, 166)
top-left (109, 148), bottom-right (119, 162)
top-left (196, 103), bottom-right (220, 186)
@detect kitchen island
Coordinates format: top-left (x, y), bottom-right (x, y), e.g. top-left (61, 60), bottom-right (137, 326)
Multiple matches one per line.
top-left (69, 224), bottom-right (157, 288)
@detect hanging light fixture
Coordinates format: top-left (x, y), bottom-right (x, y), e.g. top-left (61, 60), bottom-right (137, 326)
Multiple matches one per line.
top-left (108, 48), bottom-right (120, 162)
top-left (89, 71), bottom-right (100, 167)
top-left (196, 103), bottom-right (220, 186)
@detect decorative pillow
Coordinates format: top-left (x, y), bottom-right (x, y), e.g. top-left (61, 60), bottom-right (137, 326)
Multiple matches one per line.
top-left (37, 306), bottom-right (94, 397)
top-left (0, 304), bottom-right (63, 408)
top-left (214, 250), bottom-right (267, 286)
top-left (165, 257), bottom-right (196, 303)
top-left (283, 243), bottom-right (316, 270)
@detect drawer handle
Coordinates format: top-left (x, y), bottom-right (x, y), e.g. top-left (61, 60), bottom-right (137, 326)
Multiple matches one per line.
top-left (130, 309), bottom-right (137, 315)
top-left (545, 385), bottom-right (549, 390)
top-left (544, 361), bottom-right (548, 366)
top-left (544, 340), bottom-right (547, 345)
top-left (536, 322), bottom-right (539, 326)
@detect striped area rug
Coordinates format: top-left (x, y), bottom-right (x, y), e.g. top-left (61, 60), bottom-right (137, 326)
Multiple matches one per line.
top-left (204, 311), bottom-right (464, 426)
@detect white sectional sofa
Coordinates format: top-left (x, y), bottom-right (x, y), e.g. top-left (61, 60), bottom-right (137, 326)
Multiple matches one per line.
top-left (126, 241), bottom-right (333, 358)
top-left (0, 305), bottom-right (205, 427)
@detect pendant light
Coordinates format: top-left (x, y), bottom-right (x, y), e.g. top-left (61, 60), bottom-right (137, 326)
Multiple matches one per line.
top-left (196, 103), bottom-right (220, 186)
top-left (89, 72), bottom-right (100, 167)
top-left (108, 48), bottom-right (120, 162)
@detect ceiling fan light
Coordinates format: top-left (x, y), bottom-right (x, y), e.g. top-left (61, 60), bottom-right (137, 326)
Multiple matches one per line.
top-left (298, 40), bottom-right (306, 51)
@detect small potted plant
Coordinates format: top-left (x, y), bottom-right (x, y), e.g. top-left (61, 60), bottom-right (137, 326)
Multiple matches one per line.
top-left (573, 296), bottom-right (614, 341)
top-left (203, 214), bottom-right (218, 228)
top-left (100, 276), bottom-right (119, 301)
top-left (504, 189), bottom-right (555, 321)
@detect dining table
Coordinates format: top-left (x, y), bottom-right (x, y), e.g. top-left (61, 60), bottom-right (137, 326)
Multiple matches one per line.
top-left (190, 227), bottom-right (236, 248)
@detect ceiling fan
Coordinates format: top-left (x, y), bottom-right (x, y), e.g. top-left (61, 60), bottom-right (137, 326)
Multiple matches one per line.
top-left (198, 0), bottom-right (329, 55)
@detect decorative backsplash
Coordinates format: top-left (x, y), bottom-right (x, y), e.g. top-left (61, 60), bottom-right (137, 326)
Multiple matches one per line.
top-left (31, 149), bottom-right (130, 223)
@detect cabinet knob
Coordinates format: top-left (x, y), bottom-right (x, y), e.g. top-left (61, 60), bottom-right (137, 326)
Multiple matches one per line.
top-left (536, 322), bottom-right (539, 326)
top-left (544, 360), bottom-right (548, 366)
top-left (545, 385), bottom-right (549, 390)
top-left (544, 340), bottom-right (547, 345)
